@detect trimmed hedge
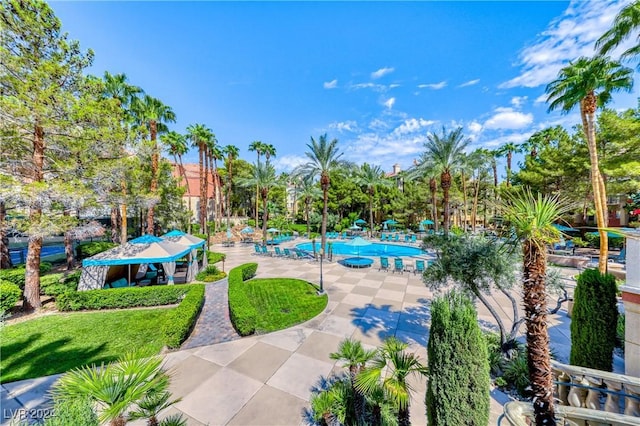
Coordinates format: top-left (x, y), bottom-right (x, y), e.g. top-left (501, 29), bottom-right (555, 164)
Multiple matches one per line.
top-left (228, 263), bottom-right (258, 336)
top-left (40, 271), bottom-right (81, 297)
top-left (162, 284), bottom-right (205, 348)
top-left (207, 251), bottom-right (226, 264)
top-left (76, 241), bottom-right (117, 259)
top-left (0, 281), bottom-right (22, 313)
top-left (570, 268), bottom-right (619, 371)
top-left (57, 285), bottom-right (191, 311)
top-left (0, 262), bottom-right (52, 288)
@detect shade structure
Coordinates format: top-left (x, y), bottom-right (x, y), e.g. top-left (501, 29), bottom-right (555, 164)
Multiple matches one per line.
top-left (240, 226), bottom-right (254, 234)
top-left (349, 224), bottom-right (361, 230)
top-left (266, 228), bottom-right (279, 233)
top-left (354, 219), bottom-right (367, 225)
top-left (552, 223), bottom-right (577, 233)
top-left (344, 236), bottom-right (372, 258)
top-left (421, 219), bottom-right (434, 225)
top-left (586, 230), bottom-right (625, 239)
top-left (161, 230), bottom-right (205, 250)
top-left (383, 219), bottom-right (398, 225)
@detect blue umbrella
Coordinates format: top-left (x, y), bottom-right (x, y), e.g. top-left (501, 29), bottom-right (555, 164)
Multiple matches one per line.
top-left (240, 226), bottom-right (254, 234)
top-left (344, 236), bottom-right (371, 258)
top-left (226, 229), bottom-right (232, 239)
top-left (354, 219), bottom-right (367, 225)
top-left (586, 230), bottom-right (624, 239)
top-left (383, 219), bottom-right (398, 225)
top-left (552, 223), bottom-right (576, 232)
top-left (421, 219), bottom-right (434, 225)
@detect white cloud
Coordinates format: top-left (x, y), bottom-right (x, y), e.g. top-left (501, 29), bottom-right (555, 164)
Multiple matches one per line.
top-left (484, 108), bottom-right (534, 130)
top-left (534, 93), bottom-right (548, 104)
top-left (272, 155), bottom-right (307, 172)
top-left (393, 118), bottom-right (436, 135)
top-left (511, 96), bottom-right (528, 108)
top-left (369, 118), bottom-right (390, 130)
top-left (323, 79), bottom-right (338, 89)
top-left (418, 81), bottom-right (447, 90)
top-left (468, 121), bottom-right (483, 134)
top-left (328, 120), bottom-right (358, 133)
top-left (389, 84), bottom-right (401, 89)
top-left (345, 132), bottom-right (427, 165)
top-left (500, 0), bottom-right (632, 89)
top-left (479, 131), bottom-right (534, 149)
top-left (384, 97), bottom-right (396, 109)
top-left (371, 67), bottom-right (395, 79)
top-left (458, 79), bottom-right (480, 88)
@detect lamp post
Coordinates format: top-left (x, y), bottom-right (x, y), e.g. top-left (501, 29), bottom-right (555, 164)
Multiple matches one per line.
top-left (319, 248), bottom-right (324, 294)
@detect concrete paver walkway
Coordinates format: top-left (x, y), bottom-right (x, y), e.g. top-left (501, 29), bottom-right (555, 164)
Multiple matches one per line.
top-left (1, 241), bottom-right (620, 426)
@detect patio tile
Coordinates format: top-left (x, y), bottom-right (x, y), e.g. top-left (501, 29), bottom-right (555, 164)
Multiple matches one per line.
top-left (258, 327), bottom-right (314, 352)
top-left (384, 275), bottom-right (408, 284)
top-left (341, 293), bottom-right (374, 306)
top-left (296, 331), bottom-right (345, 362)
top-left (330, 283), bottom-right (355, 293)
top-left (3, 375), bottom-right (59, 411)
top-left (351, 286), bottom-right (379, 297)
top-left (228, 385), bottom-right (307, 425)
top-left (267, 353), bottom-right (334, 401)
top-left (168, 355), bottom-right (222, 398)
top-left (395, 329), bottom-right (429, 347)
top-left (193, 337), bottom-right (257, 366)
top-left (397, 311), bottom-right (430, 335)
top-left (174, 369), bottom-right (262, 426)
top-left (317, 315), bottom-right (358, 338)
top-left (376, 288), bottom-right (405, 302)
top-left (370, 297), bottom-right (404, 311)
top-left (329, 303), bottom-right (363, 319)
top-left (357, 278), bottom-right (384, 288)
top-left (227, 342), bottom-right (292, 382)
top-left (381, 282), bottom-right (407, 292)
top-left (403, 293), bottom-right (430, 304)
top-left (326, 291), bottom-right (348, 302)
top-left (351, 326), bottom-right (394, 347)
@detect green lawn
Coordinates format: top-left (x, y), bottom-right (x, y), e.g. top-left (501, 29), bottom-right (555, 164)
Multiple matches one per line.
top-left (244, 278), bottom-right (328, 333)
top-left (0, 309), bottom-right (170, 383)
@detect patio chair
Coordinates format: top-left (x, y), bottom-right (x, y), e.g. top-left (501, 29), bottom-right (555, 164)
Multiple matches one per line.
top-left (393, 257), bottom-right (404, 274)
top-left (414, 259), bottom-right (425, 275)
top-left (379, 234), bottom-right (386, 241)
top-left (341, 231), bottom-right (347, 239)
top-left (260, 245), bottom-right (273, 256)
top-left (394, 234), bottom-right (400, 242)
top-left (404, 235), bottom-right (410, 242)
top-left (379, 256), bottom-right (390, 272)
top-left (253, 244), bottom-right (262, 255)
top-left (274, 246), bottom-right (285, 257)
top-left (609, 248), bottom-right (626, 264)
top-left (295, 248), bottom-right (310, 260)
top-left (411, 234), bottom-right (417, 243)
top-left (283, 248), bottom-right (295, 259)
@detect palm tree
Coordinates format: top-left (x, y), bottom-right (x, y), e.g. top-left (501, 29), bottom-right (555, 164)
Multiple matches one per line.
top-left (356, 338), bottom-right (426, 426)
top-left (238, 160), bottom-right (279, 242)
top-left (223, 145), bottom-right (240, 228)
top-left (596, 1), bottom-right (640, 60)
top-left (132, 95), bottom-right (176, 235)
top-left (423, 127), bottom-right (470, 235)
top-left (263, 143), bottom-right (276, 162)
top-left (330, 338), bottom-right (376, 422)
top-left (161, 131), bottom-right (189, 195)
top-left (248, 141), bottom-right (266, 226)
top-left (546, 56), bottom-right (633, 272)
top-left (503, 189), bottom-right (572, 426)
top-left (298, 176), bottom-right (321, 237)
top-left (408, 156), bottom-right (440, 232)
top-left (354, 163), bottom-right (391, 237)
top-left (102, 72), bottom-right (142, 244)
top-left (468, 149), bottom-right (492, 232)
top-left (296, 134), bottom-right (347, 254)
top-left (186, 124), bottom-right (212, 230)
top-left (204, 132), bottom-right (219, 231)
top-left (210, 144), bottom-right (223, 230)
top-left (496, 141), bottom-right (522, 187)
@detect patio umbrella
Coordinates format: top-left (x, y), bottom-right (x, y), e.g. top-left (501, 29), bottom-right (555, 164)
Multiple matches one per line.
top-left (383, 219), bottom-right (398, 225)
top-left (419, 223), bottom-right (425, 232)
top-left (226, 229), bottom-right (232, 240)
top-left (266, 228), bottom-right (279, 233)
top-left (349, 224), bottom-right (361, 230)
top-left (552, 223), bottom-right (576, 233)
top-left (421, 219), bottom-right (434, 225)
top-left (354, 219), bottom-right (367, 225)
top-left (344, 236), bottom-right (371, 258)
top-left (240, 226), bottom-right (254, 234)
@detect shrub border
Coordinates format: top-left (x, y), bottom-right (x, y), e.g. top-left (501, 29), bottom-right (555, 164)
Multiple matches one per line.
top-left (228, 263), bottom-right (258, 336)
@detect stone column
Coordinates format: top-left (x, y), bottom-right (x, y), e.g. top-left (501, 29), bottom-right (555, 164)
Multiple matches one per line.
top-left (621, 234), bottom-right (640, 377)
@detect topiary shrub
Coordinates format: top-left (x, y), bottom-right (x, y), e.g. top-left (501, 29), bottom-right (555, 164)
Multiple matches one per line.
top-left (0, 262), bottom-right (52, 289)
top-left (40, 271), bottom-right (81, 297)
top-left (162, 284), bottom-right (205, 348)
top-left (57, 285), bottom-right (191, 311)
top-left (206, 251), bottom-right (226, 264)
top-left (227, 263), bottom-right (258, 336)
top-left (0, 281), bottom-right (22, 313)
top-left (426, 291), bottom-right (490, 426)
top-left (570, 268), bottom-right (619, 371)
top-left (76, 241), bottom-right (117, 259)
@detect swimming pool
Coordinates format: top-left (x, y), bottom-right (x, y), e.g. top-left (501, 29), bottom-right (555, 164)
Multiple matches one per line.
top-left (296, 241), bottom-right (424, 257)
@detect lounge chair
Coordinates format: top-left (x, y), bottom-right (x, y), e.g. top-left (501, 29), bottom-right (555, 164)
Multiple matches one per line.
top-left (394, 234), bottom-right (400, 242)
top-left (274, 246), bottom-right (285, 257)
top-left (379, 256), bottom-right (390, 272)
top-left (295, 248), bottom-right (310, 260)
top-left (411, 234), bottom-right (417, 243)
top-left (260, 245), bottom-right (273, 256)
top-left (609, 248), bottom-right (626, 264)
top-left (254, 244), bottom-right (262, 255)
top-left (393, 257), bottom-right (404, 274)
top-left (414, 259), bottom-right (425, 275)
top-left (283, 248), bottom-right (295, 259)
top-left (404, 235), bottom-right (410, 242)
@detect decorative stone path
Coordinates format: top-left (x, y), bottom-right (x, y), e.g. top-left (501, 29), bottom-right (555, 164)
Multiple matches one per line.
top-left (181, 278), bottom-right (240, 349)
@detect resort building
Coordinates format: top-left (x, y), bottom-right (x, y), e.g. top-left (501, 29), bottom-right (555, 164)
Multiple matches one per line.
top-left (171, 163), bottom-right (220, 224)
top-left (385, 163), bottom-right (404, 192)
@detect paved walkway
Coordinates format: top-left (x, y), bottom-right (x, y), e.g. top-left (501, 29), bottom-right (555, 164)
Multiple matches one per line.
top-left (0, 241), bottom-right (624, 426)
top-left (182, 278), bottom-right (240, 350)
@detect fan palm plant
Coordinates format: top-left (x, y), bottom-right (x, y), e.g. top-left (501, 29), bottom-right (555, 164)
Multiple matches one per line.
top-left (545, 56), bottom-right (633, 272)
top-left (596, 1), bottom-right (640, 60)
top-left (128, 389), bottom-right (182, 426)
top-left (423, 127), bottom-right (470, 235)
top-left (496, 142), bottom-right (522, 187)
top-left (354, 164), bottom-right (392, 237)
top-left (503, 189), bottom-right (573, 426)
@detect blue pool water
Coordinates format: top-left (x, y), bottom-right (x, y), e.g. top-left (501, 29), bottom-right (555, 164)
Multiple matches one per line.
top-left (296, 241), bottom-right (424, 257)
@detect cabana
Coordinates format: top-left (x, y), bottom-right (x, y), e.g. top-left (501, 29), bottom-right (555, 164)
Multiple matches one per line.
top-left (78, 235), bottom-right (193, 291)
top-left (161, 230), bottom-right (206, 282)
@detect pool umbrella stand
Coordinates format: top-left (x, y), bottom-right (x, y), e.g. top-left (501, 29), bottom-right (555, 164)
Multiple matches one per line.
top-left (344, 236), bottom-right (371, 258)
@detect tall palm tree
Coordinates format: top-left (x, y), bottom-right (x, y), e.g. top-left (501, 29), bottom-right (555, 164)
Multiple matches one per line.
top-left (496, 141), bottom-right (522, 187)
top-left (210, 144), bottom-right (223, 230)
top-left (423, 127), bottom-right (470, 235)
top-left (503, 189), bottom-right (572, 426)
top-left (238, 160), bottom-right (279, 242)
top-left (298, 176), bottom-right (322, 238)
top-left (204, 132), bottom-right (219, 231)
top-left (546, 56), bottom-right (633, 272)
top-left (161, 131), bottom-right (190, 195)
top-left (223, 145), bottom-right (240, 228)
top-left (248, 141), bottom-right (266, 226)
top-left (186, 124), bottom-right (212, 230)
top-left (102, 72), bottom-right (142, 244)
top-left (296, 134), bottom-right (347, 254)
top-left (330, 338), bottom-right (376, 422)
top-left (354, 163), bottom-right (391, 237)
top-left (468, 149), bottom-right (492, 232)
top-left (596, 1), bottom-right (640, 60)
top-left (263, 143), bottom-right (276, 162)
top-left (408, 156), bottom-right (440, 232)
top-left (356, 338), bottom-right (426, 426)
top-left (132, 95), bottom-right (176, 235)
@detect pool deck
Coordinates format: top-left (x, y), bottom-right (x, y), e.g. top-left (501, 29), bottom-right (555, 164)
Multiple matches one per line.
top-left (0, 238), bottom-right (624, 425)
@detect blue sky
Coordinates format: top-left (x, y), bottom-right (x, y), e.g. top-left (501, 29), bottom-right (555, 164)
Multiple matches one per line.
top-left (51, 1), bottom-right (638, 177)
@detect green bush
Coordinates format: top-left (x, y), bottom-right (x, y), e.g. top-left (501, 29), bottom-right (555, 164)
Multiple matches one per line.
top-left (42, 396), bottom-right (99, 426)
top-left (162, 284), bottom-right (205, 348)
top-left (502, 351), bottom-right (530, 396)
top-left (207, 251), bottom-right (226, 264)
top-left (56, 285), bottom-right (191, 311)
top-left (0, 281), bottom-right (22, 313)
top-left (570, 268), bottom-right (619, 371)
top-left (195, 265), bottom-right (226, 282)
top-left (426, 291), bottom-right (489, 426)
top-left (617, 313), bottom-right (625, 351)
top-left (76, 242), bottom-right (117, 259)
top-left (40, 271), bottom-right (81, 297)
top-left (0, 262), bottom-right (52, 288)
top-left (228, 264), bottom-right (258, 336)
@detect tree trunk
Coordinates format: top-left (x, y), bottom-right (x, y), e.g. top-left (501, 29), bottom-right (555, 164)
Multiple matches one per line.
top-left (398, 407), bottom-right (410, 426)
top-left (441, 171), bottom-right (451, 235)
top-left (109, 415), bottom-right (126, 426)
top-left (0, 202), bottom-right (12, 269)
top-left (320, 172), bottom-right (329, 256)
top-left (580, 95), bottom-right (608, 272)
top-left (522, 240), bottom-right (556, 425)
top-left (461, 171), bottom-right (468, 231)
top-left (198, 145), bottom-right (206, 231)
top-left (204, 149), bottom-right (210, 230)
top-left (262, 192), bottom-right (268, 244)
top-left (429, 177), bottom-right (438, 232)
top-left (147, 121), bottom-right (158, 235)
top-left (369, 189), bottom-right (375, 238)
top-left (306, 198), bottom-right (311, 238)
top-left (120, 179), bottom-right (128, 244)
top-left (472, 179), bottom-right (480, 233)
top-left (492, 162), bottom-right (498, 220)
top-left (227, 162), bottom-right (233, 229)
